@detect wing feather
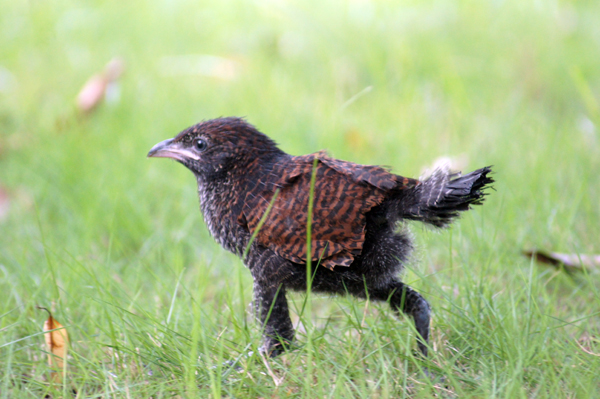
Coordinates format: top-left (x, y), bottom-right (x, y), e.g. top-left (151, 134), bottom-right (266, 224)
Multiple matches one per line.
top-left (239, 152), bottom-right (413, 269)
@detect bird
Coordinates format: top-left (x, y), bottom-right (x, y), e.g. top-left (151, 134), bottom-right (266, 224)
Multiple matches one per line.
top-left (148, 117), bottom-right (493, 360)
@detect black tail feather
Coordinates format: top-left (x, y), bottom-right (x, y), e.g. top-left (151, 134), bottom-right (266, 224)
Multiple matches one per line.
top-left (403, 166), bottom-right (494, 227)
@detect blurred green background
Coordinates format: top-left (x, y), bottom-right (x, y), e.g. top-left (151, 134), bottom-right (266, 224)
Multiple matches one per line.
top-left (1, 0), bottom-right (599, 397)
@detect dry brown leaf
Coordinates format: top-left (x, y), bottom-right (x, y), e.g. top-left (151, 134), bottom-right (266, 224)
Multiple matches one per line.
top-left (39, 307), bottom-right (69, 383)
top-left (76, 74), bottom-right (106, 112)
top-left (76, 57), bottom-right (125, 113)
top-left (524, 250), bottom-right (600, 273)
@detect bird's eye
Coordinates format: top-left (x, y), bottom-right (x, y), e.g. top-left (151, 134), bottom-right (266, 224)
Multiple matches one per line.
top-left (194, 138), bottom-right (208, 152)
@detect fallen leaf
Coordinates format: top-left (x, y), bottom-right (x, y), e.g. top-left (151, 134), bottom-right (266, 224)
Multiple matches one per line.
top-left (76, 75), bottom-right (106, 112)
top-left (524, 250), bottom-right (600, 273)
top-left (38, 307), bottom-right (69, 383)
top-left (76, 57), bottom-right (125, 113)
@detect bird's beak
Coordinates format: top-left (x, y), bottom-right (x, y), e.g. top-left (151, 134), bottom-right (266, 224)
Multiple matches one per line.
top-left (147, 138), bottom-right (200, 161)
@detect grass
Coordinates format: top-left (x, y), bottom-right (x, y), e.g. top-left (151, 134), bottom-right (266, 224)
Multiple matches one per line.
top-left (1, 0), bottom-right (600, 397)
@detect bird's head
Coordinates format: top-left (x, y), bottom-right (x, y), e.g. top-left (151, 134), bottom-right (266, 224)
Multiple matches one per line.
top-left (148, 117), bottom-right (283, 181)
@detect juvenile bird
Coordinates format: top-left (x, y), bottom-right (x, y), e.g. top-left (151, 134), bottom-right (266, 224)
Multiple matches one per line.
top-left (148, 117), bottom-right (493, 359)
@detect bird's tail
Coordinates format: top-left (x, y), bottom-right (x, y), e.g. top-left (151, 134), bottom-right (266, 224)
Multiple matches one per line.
top-left (401, 166), bottom-right (494, 227)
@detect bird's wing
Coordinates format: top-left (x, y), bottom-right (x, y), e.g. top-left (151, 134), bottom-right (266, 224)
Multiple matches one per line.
top-left (317, 151), bottom-right (420, 190)
top-left (240, 152), bottom-right (410, 270)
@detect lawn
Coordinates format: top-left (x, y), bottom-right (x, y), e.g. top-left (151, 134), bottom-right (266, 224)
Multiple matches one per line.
top-left (1, 0), bottom-right (599, 397)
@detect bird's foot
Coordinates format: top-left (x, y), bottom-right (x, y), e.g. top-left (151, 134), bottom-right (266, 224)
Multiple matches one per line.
top-left (259, 336), bottom-right (295, 358)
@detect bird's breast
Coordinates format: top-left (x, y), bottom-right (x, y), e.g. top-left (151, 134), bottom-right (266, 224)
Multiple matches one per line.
top-left (197, 181), bottom-right (249, 257)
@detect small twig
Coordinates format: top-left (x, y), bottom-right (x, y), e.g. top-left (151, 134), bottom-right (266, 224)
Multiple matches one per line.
top-left (575, 339), bottom-right (600, 357)
top-left (107, 372), bottom-right (119, 396)
top-left (259, 352), bottom-right (283, 386)
top-left (360, 297), bottom-right (370, 329)
top-left (408, 375), bottom-right (454, 394)
top-left (245, 371), bottom-right (256, 383)
top-left (215, 327), bottom-right (227, 341)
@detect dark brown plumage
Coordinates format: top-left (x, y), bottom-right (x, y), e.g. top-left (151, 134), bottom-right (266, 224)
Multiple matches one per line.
top-left (148, 117), bottom-right (494, 360)
top-left (241, 151), bottom-right (419, 270)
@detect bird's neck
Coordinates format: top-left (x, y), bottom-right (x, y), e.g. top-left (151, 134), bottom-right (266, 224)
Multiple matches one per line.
top-left (195, 155), bottom-right (280, 256)
top-left (196, 172), bottom-right (246, 256)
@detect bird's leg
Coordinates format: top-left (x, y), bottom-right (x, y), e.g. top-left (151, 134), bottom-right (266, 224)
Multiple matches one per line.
top-left (221, 282), bottom-right (292, 374)
top-left (246, 249), bottom-right (295, 358)
top-left (252, 280), bottom-right (294, 357)
top-left (222, 275), bottom-right (294, 372)
top-left (374, 280), bottom-right (431, 357)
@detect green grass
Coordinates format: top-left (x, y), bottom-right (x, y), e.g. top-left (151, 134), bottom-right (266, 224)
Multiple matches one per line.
top-left (1, 0), bottom-right (600, 397)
